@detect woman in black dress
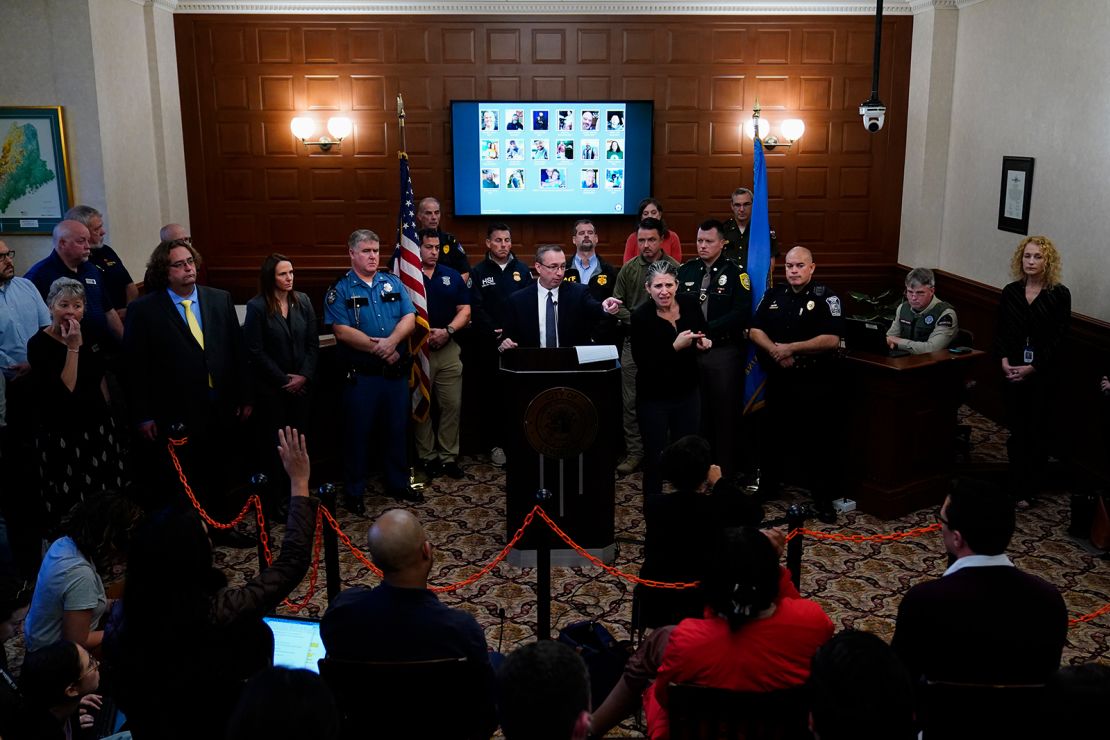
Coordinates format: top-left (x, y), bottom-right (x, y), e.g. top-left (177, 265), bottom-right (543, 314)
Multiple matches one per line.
top-left (630, 261), bottom-right (713, 502)
top-left (28, 278), bottom-right (124, 533)
top-left (994, 236), bottom-right (1071, 503)
top-left (243, 254), bottom-right (318, 501)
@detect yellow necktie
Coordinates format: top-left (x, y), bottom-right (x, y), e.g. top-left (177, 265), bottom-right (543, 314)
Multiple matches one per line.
top-left (182, 299), bottom-right (213, 388)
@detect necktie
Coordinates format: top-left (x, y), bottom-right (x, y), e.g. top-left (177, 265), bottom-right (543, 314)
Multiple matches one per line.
top-left (182, 299), bottom-right (213, 387)
top-left (181, 299), bottom-right (204, 348)
top-left (699, 271), bottom-right (711, 319)
top-left (545, 291), bottom-right (558, 348)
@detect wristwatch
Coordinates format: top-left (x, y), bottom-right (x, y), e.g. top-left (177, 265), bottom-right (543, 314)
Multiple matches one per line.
top-left (446, 325), bottom-right (456, 337)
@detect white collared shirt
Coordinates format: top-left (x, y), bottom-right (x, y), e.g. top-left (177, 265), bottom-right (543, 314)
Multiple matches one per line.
top-left (537, 285), bottom-right (560, 348)
top-left (943, 553), bottom-right (1013, 577)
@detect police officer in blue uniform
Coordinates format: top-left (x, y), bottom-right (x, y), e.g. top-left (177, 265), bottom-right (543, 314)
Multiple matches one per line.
top-left (749, 246), bottom-right (844, 523)
top-left (326, 229), bottom-right (419, 514)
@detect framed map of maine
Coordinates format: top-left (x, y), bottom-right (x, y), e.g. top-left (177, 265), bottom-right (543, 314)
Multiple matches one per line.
top-left (0, 106), bottom-right (72, 235)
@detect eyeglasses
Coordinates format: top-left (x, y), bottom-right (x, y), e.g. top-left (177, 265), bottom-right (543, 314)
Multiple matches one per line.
top-left (0, 251), bottom-right (15, 261)
top-left (539, 263), bottom-right (566, 271)
top-left (169, 257), bottom-right (197, 270)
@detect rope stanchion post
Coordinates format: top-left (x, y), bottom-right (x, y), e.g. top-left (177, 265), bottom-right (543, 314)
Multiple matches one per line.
top-left (535, 487), bottom-right (554, 641)
top-left (318, 483), bottom-right (342, 602)
top-left (249, 473), bottom-right (269, 573)
top-left (785, 504), bottom-right (807, 591)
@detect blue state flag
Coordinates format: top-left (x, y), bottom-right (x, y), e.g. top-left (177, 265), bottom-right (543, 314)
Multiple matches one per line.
top-left (743, 136), bottom-right (771, 414)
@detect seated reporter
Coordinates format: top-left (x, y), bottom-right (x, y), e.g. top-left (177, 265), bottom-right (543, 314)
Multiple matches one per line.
top-left (23, 492), bottom-right (141, 654)
top-left (15, 640), bottom-right (103, 740)
top-left (591, 527), bottom-right (833, 740)
top-left (885, 267), bottom-right (958, 354)
top-left (105, 427), bottom-right (318, 740)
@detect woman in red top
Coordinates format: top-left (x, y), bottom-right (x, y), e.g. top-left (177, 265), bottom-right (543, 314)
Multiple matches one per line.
top-left (622, 198), bottom-right (683, 264)
top-left (591, 527), bottom-right (834, 740)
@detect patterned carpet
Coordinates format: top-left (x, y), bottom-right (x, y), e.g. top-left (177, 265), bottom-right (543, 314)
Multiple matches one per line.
top-left (228, 405), bottom-right (1109, 677)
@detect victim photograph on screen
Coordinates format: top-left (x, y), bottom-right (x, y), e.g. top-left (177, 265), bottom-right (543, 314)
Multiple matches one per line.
top-left (451, 100), bottom-right (653, 216)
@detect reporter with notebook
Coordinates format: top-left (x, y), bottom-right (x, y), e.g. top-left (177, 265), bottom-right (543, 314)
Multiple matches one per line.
top-left (105, 427), bottom-right (317, 740)
top-left (885, 267), bottom-right (959, 354)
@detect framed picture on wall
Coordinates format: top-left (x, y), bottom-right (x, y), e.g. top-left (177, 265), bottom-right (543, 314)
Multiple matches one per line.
top-left (0, 106), bottom-right (72, 235)
top-left (997, 156), bottom-right (1035, 235)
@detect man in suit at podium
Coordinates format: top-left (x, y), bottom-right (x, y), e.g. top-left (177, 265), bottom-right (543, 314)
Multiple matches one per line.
top-left (498, 244), bottom-right (621, 351)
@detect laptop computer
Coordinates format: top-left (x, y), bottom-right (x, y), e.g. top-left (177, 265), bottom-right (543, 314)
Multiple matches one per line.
top-left (843, 317), bottom-right (909, 357)
top-left (264, 615), bottom-right (326, 673)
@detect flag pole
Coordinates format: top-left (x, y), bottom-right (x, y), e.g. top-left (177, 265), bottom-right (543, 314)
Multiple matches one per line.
top-left (397, 93), bottom-right (407, 154)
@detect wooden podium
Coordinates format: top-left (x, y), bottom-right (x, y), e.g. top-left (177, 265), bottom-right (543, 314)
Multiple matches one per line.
top-left (500, 348), bottom-right (620, 563)
top-left (843, 348), bottom-right (986, 519)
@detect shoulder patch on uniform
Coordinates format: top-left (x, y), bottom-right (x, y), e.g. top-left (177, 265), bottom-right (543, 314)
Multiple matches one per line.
top-left (466, 276), bottom-right (473, 289)
top-left (814, 284), bottom-right (826, 297)
top-left (596, 274), bottom-right (608, 286)
top-left (326, 288), bottom-right (337, 305)
top-left (739, 272), bottom-right (751, 290)
top-left (937, 314), bottom-right (954, 327)
top-left (826, 296), bottom-right (841, 317)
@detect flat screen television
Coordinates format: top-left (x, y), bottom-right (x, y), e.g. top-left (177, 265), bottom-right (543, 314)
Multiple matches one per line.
top-left (450, 100), bottom-right (653, 217)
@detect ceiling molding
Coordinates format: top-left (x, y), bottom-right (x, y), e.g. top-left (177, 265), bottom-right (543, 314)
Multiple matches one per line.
top-left (908, 0), bottom-right (958, 12)
top-left (171, 0), bottom-right (919, 15)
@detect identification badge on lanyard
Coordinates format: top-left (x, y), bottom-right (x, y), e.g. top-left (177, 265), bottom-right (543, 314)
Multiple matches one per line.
top-left (1023, 340), bottom-right (1034, 364)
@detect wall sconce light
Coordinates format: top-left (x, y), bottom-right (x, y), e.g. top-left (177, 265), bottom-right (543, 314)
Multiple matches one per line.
top-left (742, 103), bottom-right (805, 151)
top-left (290, 116), bottom-right (352, 151)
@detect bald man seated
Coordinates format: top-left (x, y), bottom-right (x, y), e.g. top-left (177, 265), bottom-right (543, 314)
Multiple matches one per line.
top-left (319, 509), bottom-right (496, 727)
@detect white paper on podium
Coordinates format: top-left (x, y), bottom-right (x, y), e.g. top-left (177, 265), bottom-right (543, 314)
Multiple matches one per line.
top-left (575, 345), bottom-right (619, 364)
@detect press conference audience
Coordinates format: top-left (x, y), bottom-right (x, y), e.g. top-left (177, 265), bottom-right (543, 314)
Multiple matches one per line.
top-left (105, 427), bottom-right (316, 740)
top-left (23, 492), bottom-right (141, 654)
top-left (808, 629), bottom-right (916, 740)
top-left (14, 639), bottom-right (102, 740)
top-left (225, 667), bottom-right (340, 740)
top-left (498, 640), bottom-right (592, 740)
top-left (591, 527), bottom-right (834, 740)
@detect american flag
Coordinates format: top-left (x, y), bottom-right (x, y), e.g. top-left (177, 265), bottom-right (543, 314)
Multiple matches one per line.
top-left (392, 152), bottom-right (431, 422)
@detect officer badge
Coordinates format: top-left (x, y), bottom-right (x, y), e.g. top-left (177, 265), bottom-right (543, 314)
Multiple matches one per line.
top-left (740, 273), bottom-right (751, 290)
top-left (684, 281), bottom-right (695, 287)
top-left (326, 288), bottom-right (337, 305)
top-left (442, 245), bottom-right (450, 254)
top-left (383, 282), bottom-right (393, 292)
top-left (442, 275), bottom-right (451, 286)
top-left (806, 300), bottom-right (815, 311)
top-left (827, 296), bottom-right (842, 317)
top-left (925, 315), bottom-right (935, 325)
top-left (513, 271), bottom-right (521, 282)
top-left (718, 274), bottom-right (727, 286)
top-left (597, 274), bottom-right (608, 286)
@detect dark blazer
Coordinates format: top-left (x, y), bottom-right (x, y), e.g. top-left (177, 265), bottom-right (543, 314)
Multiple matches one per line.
top-left (891, 564), bottom-right (1067, 686)
top-left (502, 281), bottom-right (612, 348)
top-left (242, 292), bottom-right (319, 396)
top-left (123, 286), bottom-right (251, 430)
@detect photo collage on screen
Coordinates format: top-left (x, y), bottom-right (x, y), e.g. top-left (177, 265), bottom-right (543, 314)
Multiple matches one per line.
top-left (478, 105), bottom-right (625, 195)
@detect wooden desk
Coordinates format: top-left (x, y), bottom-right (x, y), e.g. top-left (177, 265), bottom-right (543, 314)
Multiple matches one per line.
top-left (843, 348), bottom-right (987, 519)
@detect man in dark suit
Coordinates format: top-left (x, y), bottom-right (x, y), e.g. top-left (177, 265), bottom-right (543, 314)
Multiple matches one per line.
top-left (892, 480), bottom-right (1068, 687)
top-left (499, 244), bottom-right (620, 351)
top-left (123, 238), bottom-right (252, 523)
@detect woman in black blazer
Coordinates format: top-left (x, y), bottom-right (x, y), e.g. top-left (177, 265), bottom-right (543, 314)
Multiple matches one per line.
top-left (243, 254), bottom-right (319, 497)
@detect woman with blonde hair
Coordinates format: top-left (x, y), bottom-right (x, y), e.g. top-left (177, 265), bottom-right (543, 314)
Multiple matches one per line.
top-left (993, 236), bottom-right (1071, 504)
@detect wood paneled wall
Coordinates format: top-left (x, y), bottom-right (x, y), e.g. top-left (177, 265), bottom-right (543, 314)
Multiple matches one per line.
top-left (174, 13), bottom-right (912, 300)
